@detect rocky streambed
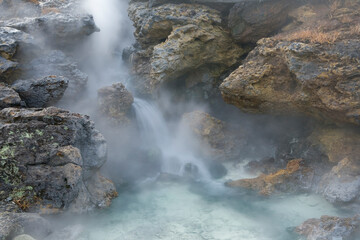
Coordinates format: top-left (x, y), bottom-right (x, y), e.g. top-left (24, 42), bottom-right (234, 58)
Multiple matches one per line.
top-left (1, 0), bottom-right (360, 239)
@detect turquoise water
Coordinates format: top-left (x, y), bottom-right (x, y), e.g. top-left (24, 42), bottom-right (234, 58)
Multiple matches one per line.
top-left (74, 179), bottom-right (344, 240)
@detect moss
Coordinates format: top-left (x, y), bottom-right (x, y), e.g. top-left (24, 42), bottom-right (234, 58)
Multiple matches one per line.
top-left (0, 145), bottom-right (15, 160)
top-left (35, 129), bottom-right (44, 136)
top-left (20, 132), bottom-right (34, 139)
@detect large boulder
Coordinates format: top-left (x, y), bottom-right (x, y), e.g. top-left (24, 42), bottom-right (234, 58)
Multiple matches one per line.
top-left (0, 56), bottom-right (18, 83)
top-left (0, 107), bottom-right (117, 213)
top-left (128, 2), bottom-right (243, 96)
top-left (296, 215), bottom-right (360, 240)
top-left (220, 1), bottom-right (360, 125)
top-left (97, 83), bottom-right (134, 125)
top-left (13, 76), bottom-right (68, 107)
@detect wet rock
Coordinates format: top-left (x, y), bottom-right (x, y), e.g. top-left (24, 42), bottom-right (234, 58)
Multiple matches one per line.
top-left (182, 111), bottom-right (243, 161)
top-left (0, 83), bottom-right (22, 108)
top-left (220, 2), bottom-right (360, 126)
top-left (228, 0), bottom-right (296, 43)
top-left (12, 76), bottom-right (68, 108)
top-left (318, 158), bottom-right (360, 204)
top-left (97, 83), bottom-right (134, 125)
top-left (20, 50), bottom-right (88, 100)
top-left (0, 212), bottom-right (51, 240)
top-left (226, 159), bottom-right (314, 195)
top-left (0, 107), bottom-right (116, 213)
top-left (296, 215), bottom-right (360, 240)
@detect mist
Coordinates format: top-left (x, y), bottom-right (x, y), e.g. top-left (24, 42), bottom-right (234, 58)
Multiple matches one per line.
top-left (2, 0), bottom-right (359, 239)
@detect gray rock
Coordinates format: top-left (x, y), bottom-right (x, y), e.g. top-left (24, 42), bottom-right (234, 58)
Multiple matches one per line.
top-left (0, 11), bottom-right (99, 47)
top-left (0, 107), bottom-right (116, 213)
top-left (0, 83), bottom-right (22, 108)
top-left (0, 27), bottom-right (36, 60)
top-left (12, 76), bottom-right (69, 108)
top-left (0, 212), bottom-right (51, 240)
top-left (317, 158), bottom-right (360, 204)
top-left (20, 50), bottom-right (88, 100)
top-left (296, 215), bottom-right (360, 240)
top-left (228, 0), bottom-right (296, 43)
top-left (0, 56), bottom-right (18, 83)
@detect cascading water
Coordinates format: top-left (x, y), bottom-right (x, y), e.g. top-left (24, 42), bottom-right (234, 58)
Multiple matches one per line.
top-left (133, 98), bottom-right (211, 180)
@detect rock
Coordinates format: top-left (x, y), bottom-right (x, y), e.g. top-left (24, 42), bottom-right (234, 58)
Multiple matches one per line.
top-left (13, 234), bottom-right (36, 240)
top-left (0, 107), bottom-right (116, 213)
top-left (0, 27), bottom-right (36, 60)
top-left (0, 56), bottom-right (18, 83)
top-left (296, 215), bottom-right (360, 240)
top-left (149, 23), bottom-right (243, 90)
top-left (0, 212), bottom-right (51, 240)
top-left (220, 1), bottom-right (360, 125)
top-left (12, 76), bottom-right (68, 107)
top-left (309, 127), bottom-right (360, 164)
top-left (318, 158), bottom-right (360, 204)
top-left (0, 1), bottom-right (99, 47)
top-left (226, 159), bottom-right (314, 195)
top-left (181, 111), bottom-right (243, 161)
top-left (228, 0), bottom-right (297, 43)
top-left (128, 2), bottom-right (222, 48)
top-left (128, 2), bottom-right (243, 96)
top-left (0, 83), bottom-right (22, 108)
top-left (20, 50), bottom-right (88, 100)
top-left (97, 83), bottom-right (134, 125)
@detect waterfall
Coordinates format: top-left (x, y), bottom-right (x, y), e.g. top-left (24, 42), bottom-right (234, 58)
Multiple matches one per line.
top-left (133, 98), bottom-right (211, 180)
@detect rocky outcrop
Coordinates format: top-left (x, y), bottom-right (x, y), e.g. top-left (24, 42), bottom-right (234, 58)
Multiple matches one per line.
top-left (296, 215), bottom-right (360, 240)
top-left (13, 76), bottom-right (68, 107)
top-left (97, 83), bottom-right (134, 125)
top-left (0, 107), bottom-right (117, 213)
top-left (181, 110), bottom-right (243, 161)
top-left (220, 1), bottom-right (360, 125)
top-left (226, 159), bottom-right (314, 195)
top-left (128, 2), bottom-right (243, 97)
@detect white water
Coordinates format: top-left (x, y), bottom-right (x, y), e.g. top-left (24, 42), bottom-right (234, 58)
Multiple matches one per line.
top-left (133, 98), bottom-right (211, 179)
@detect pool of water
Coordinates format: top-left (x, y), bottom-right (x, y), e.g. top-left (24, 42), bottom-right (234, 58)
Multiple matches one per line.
top-left (68, 179), bottom-right (345, 240)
